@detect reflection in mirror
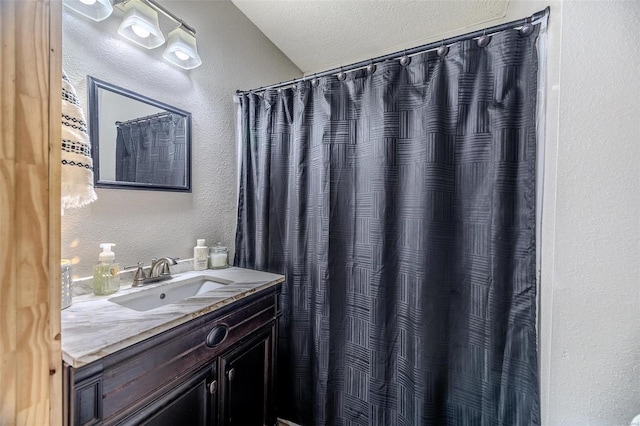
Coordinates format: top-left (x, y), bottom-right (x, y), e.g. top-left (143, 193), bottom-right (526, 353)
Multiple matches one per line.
top-left (88, 76), bottom-right (191, 192)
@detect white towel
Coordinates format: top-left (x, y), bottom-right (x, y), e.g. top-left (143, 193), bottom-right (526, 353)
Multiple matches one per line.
top-left (61, 73), bottom-right (97, 212)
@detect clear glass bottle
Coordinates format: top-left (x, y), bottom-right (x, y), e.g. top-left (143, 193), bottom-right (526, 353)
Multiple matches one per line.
top-left (209, 242), bottom-right (229, 269)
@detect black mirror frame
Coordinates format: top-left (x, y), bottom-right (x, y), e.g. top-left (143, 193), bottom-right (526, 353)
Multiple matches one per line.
top-left (87, 76), bottom-right (192, 193)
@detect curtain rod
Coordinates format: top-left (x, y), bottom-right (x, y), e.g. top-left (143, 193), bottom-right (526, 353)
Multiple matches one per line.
top-left (237, 7), bottom-right (549, 95)
top-left (116, 111), bottom-right (174, 126)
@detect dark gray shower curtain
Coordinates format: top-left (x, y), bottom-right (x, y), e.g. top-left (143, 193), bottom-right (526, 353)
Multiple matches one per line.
top-left (115, 113), bottom-right (186, 185)
top-left (235, 26), bottom-right (540, 426)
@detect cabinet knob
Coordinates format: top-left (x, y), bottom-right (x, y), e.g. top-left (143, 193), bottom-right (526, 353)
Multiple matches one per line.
top-left (228, 368), bottom-right (235, 381)
top-left (209, 380), bottom-right (217, 394)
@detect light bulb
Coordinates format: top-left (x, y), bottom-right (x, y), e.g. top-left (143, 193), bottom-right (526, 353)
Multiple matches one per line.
top-left (131, 24), bottom-right (151, 39)
top-left (78, 0), bottom-right (97, 4)
top-left (175, 50), bottom-right (190, 61)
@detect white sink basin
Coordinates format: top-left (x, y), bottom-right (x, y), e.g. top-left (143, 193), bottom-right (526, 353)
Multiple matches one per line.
top-left (109, 275), bottom-right (228, 312)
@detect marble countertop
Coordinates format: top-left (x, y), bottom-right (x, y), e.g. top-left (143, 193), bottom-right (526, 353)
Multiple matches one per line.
top-left (62, 267), bottom-right (285, 368)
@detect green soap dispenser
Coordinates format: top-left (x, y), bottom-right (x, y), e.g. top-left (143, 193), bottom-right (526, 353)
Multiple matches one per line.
top-left (93, 243), bottom-right (120, 295)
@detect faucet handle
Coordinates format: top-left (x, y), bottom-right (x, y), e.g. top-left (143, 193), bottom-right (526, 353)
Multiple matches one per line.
top-left (133, 262), bottom-right (146, 286)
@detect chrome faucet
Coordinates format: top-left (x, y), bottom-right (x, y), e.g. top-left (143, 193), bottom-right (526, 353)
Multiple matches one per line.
top-left (149, 257), bottom-right (178, 279)
top-left (131, 257), bottom-right (178, 287)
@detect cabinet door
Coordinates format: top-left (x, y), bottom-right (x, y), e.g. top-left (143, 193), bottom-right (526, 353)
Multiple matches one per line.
top-left (219, 326), bottom-right (274, 426)
top-left (121, 362), bottom-right (218, 426)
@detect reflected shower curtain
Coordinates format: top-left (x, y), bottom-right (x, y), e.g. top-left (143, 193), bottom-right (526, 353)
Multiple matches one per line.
top-left (236, 27), bottom-right (540, 425)
top-left (115, 112), bottom-right (186, 185)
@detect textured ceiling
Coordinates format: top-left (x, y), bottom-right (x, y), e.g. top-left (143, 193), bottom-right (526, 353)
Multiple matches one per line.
top-left (231, 0), bottom-right (509, 74)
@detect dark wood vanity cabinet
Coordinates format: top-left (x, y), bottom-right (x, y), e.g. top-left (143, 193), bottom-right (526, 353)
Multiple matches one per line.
top-left (63, 285), bottom-right (281, 426)
top-left (220, 326), bottom-right (274, 426)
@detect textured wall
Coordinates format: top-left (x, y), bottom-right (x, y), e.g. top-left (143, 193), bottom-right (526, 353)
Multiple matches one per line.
top-left (62, 0), bottom-right (301, 277)
top-left (541, 1), bottom-right (640, 424)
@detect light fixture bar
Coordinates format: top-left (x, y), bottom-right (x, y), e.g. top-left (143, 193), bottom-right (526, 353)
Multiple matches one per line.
top-left (145, 0), bottom-right (196, 35)
top-left (76, 0), bottom-right (203, 69)
top-left (114, 0), bottom-right (196, 35)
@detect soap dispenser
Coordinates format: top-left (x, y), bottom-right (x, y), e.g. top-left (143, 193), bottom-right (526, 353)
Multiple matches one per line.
top-left (93, 243), bottom-right (120, 295)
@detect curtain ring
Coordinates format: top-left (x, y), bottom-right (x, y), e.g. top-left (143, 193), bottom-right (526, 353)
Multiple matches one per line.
top-left (520, 23), bottom-right (534, 36)
top-left (477, 29), bottom-right (491, 47)
top-left (400, 49), bottom-right (410, 66)
top-left (520, 17), bottom-right (534, 36)
top-left (337, 67), bottom-right (347, 81)
top-left (437, 40), bottom-right (449, 57)
top-left (311, 74), bottom-right (319, 87)
top-left (366, 59), bottom-right (376, 74)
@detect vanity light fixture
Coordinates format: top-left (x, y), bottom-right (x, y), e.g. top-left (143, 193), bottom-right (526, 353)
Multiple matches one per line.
top-left (117, 0), bottom-right (165, 49)
top-left (162, 27), bottom-right (202, 70)
top-left (63, 0), bottom-right (113, 22)
top-left (64, 0), bottom-right (202, 70)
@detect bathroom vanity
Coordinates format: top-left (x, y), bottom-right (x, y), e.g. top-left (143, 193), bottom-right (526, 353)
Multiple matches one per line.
top-left (61, 268), bottom-right (284, 426)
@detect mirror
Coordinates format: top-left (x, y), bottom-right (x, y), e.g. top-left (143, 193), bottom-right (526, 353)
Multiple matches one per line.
top-left (88, 76), bottom-right (191, 192)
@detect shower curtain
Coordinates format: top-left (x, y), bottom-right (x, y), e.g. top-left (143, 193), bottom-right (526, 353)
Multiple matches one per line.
top-left (115, 112), bottom-right (186, 185)
top-left (236, 26), bottom-right (541, 426)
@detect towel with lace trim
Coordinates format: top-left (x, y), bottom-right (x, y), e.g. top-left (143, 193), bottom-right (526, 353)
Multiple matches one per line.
top-left (62, 73), bottom-right (97, 212)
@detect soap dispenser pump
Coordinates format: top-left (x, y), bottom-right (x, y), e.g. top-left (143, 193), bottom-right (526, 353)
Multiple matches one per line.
top-left (93, 243), bottom-right (120, 295)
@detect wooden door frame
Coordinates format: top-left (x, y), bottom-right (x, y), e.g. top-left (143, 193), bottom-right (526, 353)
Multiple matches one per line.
top-left (0, 0), bottom-right (63, 424)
